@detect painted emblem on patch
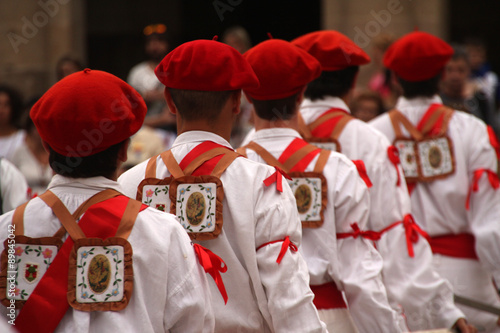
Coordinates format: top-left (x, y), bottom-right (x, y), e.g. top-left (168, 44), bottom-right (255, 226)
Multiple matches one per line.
top-left (23, 263), bottom-right (38, 283)
top-left (288, 177), bottom-right (323, 222)
top-left (186, 192), bottom-right (206, 226)
top-left (395, 140), bottom-right (418, 179)
top-left (87, 254), bottom-right (111, 294)
top-left (417, 137), bottom-right (454, 179)
top-left (155, 203), bottom-right (166, 211)
top-left (295, 185), bottom-right (312, 214)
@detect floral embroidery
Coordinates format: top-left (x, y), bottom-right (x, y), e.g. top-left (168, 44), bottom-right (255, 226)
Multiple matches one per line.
top-left (14, 246), bottom-right (23, 256)
top-left (81, 250), bottom-right (90, 259)
top-left (81, 291), bottom-right (89, 299)
top-left (146, 189), bottom-right (153, 198)
top-left (180, 188), bottom-right (186, 195)
top-left (13, 288), bottom-right (20, 296)
top-left (42, 248), bottom-right (53, 259)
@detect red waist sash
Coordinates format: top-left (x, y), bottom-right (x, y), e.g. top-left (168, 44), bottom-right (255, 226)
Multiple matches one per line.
top-left (428, 233), bottom-right (478, 260)
top-left (310, 282), bottom-right (347, 309)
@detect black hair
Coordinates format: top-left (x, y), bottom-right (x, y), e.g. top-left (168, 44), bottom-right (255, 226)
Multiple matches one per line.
top-left (250, 92), bottom-right (300, 121)
top-left (397, 73), bottom-right (442, 99)
top-left (48, 140), bottom-right (126, 179)
top-left (304, 66), bottom-right (359, 100)
top-left (0, 85), bottom-right (24, 128)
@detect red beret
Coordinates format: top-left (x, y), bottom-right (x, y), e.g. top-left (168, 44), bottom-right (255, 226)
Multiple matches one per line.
top-left (31, 69), bottom-right (147, 157)
top-left (383, 31), bottom-right (454, 82)
top-left (291, 31), bottom-right (370, 71)
top-left (155, 39), bottom-right (259, 91)
top-left (243, 39), bottom-right (321, 100)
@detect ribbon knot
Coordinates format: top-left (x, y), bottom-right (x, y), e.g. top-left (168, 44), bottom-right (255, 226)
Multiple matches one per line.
top-left (387, 145), bottom-right (401, 186)
top-left (337, 223), bottom-right (381, 241)
top-left (263, 166), bottom-right (292, 193)
top-left (256, 236), bottom-right (298, 264)
top-left (193, 244), bottom-right (228, 304)
top-left (466, 169), bottom-right (500, 210)
top-left (402, 214), bottom-right (429, 258)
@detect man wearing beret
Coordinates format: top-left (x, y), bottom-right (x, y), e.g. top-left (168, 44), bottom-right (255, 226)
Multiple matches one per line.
top-left (290, 30), bottom-right (475, 333)
top-left (239, 38), bottom-right (401, 333)
top-left (370, 31), bottom-right (500, 332)
top-left (0, 69), bottom-right (214, 332)
top-left (118, 39), bottom-right (327, 332)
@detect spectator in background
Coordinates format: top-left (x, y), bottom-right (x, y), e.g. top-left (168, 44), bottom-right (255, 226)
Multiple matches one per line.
top-left (56, 55), bottom-right (83, 80)
top-left (0, 85), bottom-right (25, 161)
top-left (128, 23), bottom-right (176, 141)
top-left (351, 90), bottom-right (386, 122)
top-left (0, 158), bottom-right (28, 214)
top-left (11, 99), bottom-right (52, 197)
top-left (222, 25), bottom-right (253, 147)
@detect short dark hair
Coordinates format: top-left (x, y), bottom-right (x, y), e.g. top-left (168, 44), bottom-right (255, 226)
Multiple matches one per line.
top-left (168, 88), bottom-right (237, 123)
top-left (0, 85), bottom-right (24, 128)
top-left (397, 73), bottom-right (442, 99)
top-left (250, 92), bottom-right (300, 121)
top-left (48, 140), bottom-right (126, 179)
top-left (305, 66), bottom-right (359, 100)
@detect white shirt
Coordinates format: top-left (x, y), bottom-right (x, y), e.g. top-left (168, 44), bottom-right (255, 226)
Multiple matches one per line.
top-left (11, 144), bottom-right (53, 196)
top-left (0, 158), bottom-right (28, 214)
top-left (0, 175), bottom-right (214, 333)
top-left (118, 131), bottom-right (327, 333)
top-left (0, 131), bottom-right (25, 162)
top-left (300, 97), bottom-right (464, 331)
top-left (127, 62), bottom-right (163, 95)
top-left (370, 95), bottom-right (500, 286)
top-left (243, 127), bottom-right (400, 333)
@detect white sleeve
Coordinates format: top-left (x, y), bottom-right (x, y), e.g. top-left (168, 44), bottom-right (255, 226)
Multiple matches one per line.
top-left (255, 175), bottom-right (327, 333)
top-left (1, 159), bottom-right (29, 213)
top-left (332, 158), bottom-right (400, 333)
top-left (163, 220), bottom-right (215, 333)
top-left (466, 119), bottom-right (500, 286)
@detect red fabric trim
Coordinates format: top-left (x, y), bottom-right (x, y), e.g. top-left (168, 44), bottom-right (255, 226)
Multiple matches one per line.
top-left (256, 236), bottom-right (298, 264)
top-left (191, 154), bottom-right (225, 176)
top-left (407, 182), bottom-right (417, 195)
top-left (263, 166), bottom-right (292, 193)
top-left (352, 160), bottom-right (373, 188)
top-left (16, 196), bottom-right (137, 333)
top-left (337, 223), bottom-right (381, 241)
top-left (310, 108), bottom-right (350, 138)
top-left (416, 103), bottom-right (444, 136)
top-left (378, 214), bottom-right (429, 258)
top-left (466, 169), bottom-right (500, 210)
top-left (178, 141), bottom-right (230, 170)
top-left (278, 138), bottom-right (308, 164)
top-left (487, 126), bottom-right (500, 160)
top-left (310, 282), bottom-right (347, 309)
top-left (429, 233), bottom-right (478, 260)
top-left (387, 145), bottom-right (401, 186)
top-left (193, 244), bottom-right (228, 304)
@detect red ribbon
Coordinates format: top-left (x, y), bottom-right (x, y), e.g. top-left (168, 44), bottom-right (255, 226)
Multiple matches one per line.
top-left (256, 236), bottom-right (298, 264)
top-left (263, 166), bottom-right (292, 193)
top-left (487, 125), bottom-right (500, 160)
top-left (193, 243), bottom-right (228, 304)
top-left (352, 160), bottom-right (373, 188)
top-left (336, 222), bottom-right (381, 241)
top-left (466, 168), bottom-right (500, 210)
top-left (401, 214), bottom-right (429, 258)
top-left (387, 145), bottom-right (401, 186)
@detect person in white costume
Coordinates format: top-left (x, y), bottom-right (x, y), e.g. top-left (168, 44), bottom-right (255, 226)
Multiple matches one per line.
top-left (287, 30), bottom-right (475, 333)
top-left (238, 38), bottom-right (401, 333)
top-left (118, 39), bottom-right (327, 332)
top-left (0, 158), bottom-right (29, 214)
top-left (370, 31), bottom-right (500, 333)
top-left (0, 69), bottom-right (214, 333)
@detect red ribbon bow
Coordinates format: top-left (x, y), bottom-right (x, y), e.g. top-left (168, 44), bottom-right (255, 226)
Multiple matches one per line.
top-left (401, 214), bottom-right (429, 258)
top-left (263, 166), bottom-right (292, 192)
top-left (193, 244), bottom-right (228, 304)
top-left (466, 169), bottom-right (500, 210)
top-left (337, 223), bottom-right (381, 241)
top-left (352, 160), bottom-right (373, 188)
top-left (387, 146), bottom-right (401, 186)
top-left (256, 236), bottom-right (298, 264)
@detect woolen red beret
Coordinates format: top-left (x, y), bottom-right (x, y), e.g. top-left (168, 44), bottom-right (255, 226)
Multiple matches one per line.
top-left (31, 69), bottom-right (147, 157)
top-left (383, 31), bottom-right (454, 82)
top-left (155, 39), bottom-right (259, 91)
top-left (291, 31), bottom-right (370, 71)
top-left (243, 39), bottom-right (321, 100)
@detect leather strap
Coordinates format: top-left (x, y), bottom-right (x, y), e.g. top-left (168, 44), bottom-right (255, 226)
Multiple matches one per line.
top-left (297, 113), bottom-right (312, 139)
top-left (12, 201), bottom-right (29, 236)
top-left (313, 149), bottom-right (331, 173)
top-left (389, 110), bottom-right (423, 140)
top-left (211, 152), bottom-right (240, 178)
top-left (145, 154), bottom-right (159, 178)
top-left (160, 150), bottom-right (184, 178)
top-left (115, 199), bottom-right (143, 239)
top-left (245, 141), bottom-right (286, 169)
top-left (283, 144), bottom-right (319, 171)
top-left (183, 147), bottom-right (231, 176)
top-left (308, 109), bottom-right (347, 132)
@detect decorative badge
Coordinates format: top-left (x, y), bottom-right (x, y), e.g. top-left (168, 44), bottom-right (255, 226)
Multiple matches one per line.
top-left (169, 175), bottom-right (224, 240)
top-left (0, 236), bottom-right (62, 309)
top-left (68, 237), bottom-right (133, 311)
top-left (416, 137), bottom-right (455, 180)
top-left (395, 139), bottom-right (419, 181)
top-left (287, 172), bottom-right (327, 228)
top-left (137, 177), bottom-right (172, 212)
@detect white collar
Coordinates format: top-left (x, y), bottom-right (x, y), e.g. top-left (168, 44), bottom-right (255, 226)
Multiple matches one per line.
top-left (171, 131), bottom-right (234, 150)
top-left (251, 128), bottom-right (302, 141)
top-left (47, 175), bottom-right (122, 193)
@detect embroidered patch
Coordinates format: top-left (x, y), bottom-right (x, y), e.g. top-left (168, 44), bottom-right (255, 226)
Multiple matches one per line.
top-left (310, 141), bottom-right (339, 152)
top-left (287, 172), bottom-right (327, 228)
top-left (169, 175), bottom-right (224, 240)
top-left (417, 137), bottom-right (454, 180)
top-left (0, 236), bottom-right (62, 308)
top-left (68, 237), bottom-right (133, 311)
top-left (395, 140), bottom-right (419, 180)
top-left (142, 184), bottom-right (170, 210)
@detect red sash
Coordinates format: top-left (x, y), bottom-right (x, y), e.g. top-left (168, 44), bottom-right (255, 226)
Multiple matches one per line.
top-left (15, 196), bottom-right (147, 333)
top-left (310, 108), bottom-right (351, 138)
top-left (310, 282), bottom-right (347, 309)
top-left (278, 138), bottom-right (321, 172)
top-left (428, 233), bottom-right (478, 260)
top-left (179, 141), bottom-right (233, 175)
top-left (377, 214), bottom-right (429, 258)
